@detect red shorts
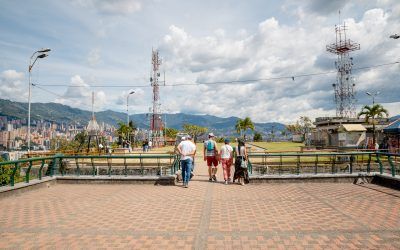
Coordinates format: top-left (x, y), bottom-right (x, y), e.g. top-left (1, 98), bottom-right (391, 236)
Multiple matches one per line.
top-left (206, 156), bottom-right (218, 167)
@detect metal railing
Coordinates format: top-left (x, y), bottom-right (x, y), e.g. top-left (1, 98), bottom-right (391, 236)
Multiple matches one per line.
top-left (247, 151), bottom-right (399, 177)
top-left (1, 151), bottom-right (398, 187)
top-left (1, 153), bottom-right (179, 187)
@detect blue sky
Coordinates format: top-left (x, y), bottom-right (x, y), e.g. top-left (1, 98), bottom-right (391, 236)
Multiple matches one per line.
top-left (0, 0), bottom-right (399, 123)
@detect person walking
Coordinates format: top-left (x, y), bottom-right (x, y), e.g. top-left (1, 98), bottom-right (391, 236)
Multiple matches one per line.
top-left (219, 138), bottom-right (233, 185)
top-left (177, 136), bottom-right (196, 188)
top-left (204, 133), bottom-right (219, 182)
top-left (187, 135), bottom-right (196, 179)
top-left (233, 139), bottom-right (249, 185)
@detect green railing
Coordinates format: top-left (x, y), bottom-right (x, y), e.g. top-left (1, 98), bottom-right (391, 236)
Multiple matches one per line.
top-left (247, 151), bottom-right (400, 176)
top-left (1, 151), bottom-right (398, 187)
top-left (1, 153), bottom-right (178, 187)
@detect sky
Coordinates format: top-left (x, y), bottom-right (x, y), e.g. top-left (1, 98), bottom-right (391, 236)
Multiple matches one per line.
top-left (0, 0), bottom-right (399, 124)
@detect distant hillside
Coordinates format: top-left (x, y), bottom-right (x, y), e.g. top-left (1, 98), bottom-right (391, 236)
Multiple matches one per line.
top-left (0, 98), bottom-right (285, 135)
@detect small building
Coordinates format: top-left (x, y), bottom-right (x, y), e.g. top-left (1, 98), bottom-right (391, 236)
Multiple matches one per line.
top-left (337, 124), bottom-right (366, 147)
top-left (312, 117), bottom-right (389, 148)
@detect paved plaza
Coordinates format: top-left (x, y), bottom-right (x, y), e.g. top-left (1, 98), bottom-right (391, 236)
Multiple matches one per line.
top-left (1, 156), bottom-right (400, 249)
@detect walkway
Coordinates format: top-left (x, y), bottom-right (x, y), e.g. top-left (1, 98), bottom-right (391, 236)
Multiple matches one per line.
top-left (1, 155), bottom-right (400, 249)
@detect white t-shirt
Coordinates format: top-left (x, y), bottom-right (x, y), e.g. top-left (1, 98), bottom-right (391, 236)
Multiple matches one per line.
top-left (220, 144), bottom-right (233, 159)
top-left (178, 140), bottom-right (196, 160)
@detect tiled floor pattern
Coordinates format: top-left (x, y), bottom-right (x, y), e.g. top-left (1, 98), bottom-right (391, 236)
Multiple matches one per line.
top-left (1, 156), bottom-right (399, 249)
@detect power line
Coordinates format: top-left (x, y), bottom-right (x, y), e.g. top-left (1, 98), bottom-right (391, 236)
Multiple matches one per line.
top-left (33, 84), bottom-right (93, 110)
top-left (34, 60), bottom-right (399, 89)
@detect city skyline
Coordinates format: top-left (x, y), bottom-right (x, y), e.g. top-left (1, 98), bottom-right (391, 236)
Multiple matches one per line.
top-left (1, 0), bottom-right (399, 123)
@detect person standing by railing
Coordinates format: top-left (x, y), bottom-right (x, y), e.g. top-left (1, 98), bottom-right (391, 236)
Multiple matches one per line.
top-left (177, 136), bottom-right (196, 188)
top-left (233, 139), bottom-right (249, 185)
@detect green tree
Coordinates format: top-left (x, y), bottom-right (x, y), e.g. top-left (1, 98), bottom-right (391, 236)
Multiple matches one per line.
top-left (74, 131), bottom-right (87, 152)
top-left (253, 132), bottom-right (263, 142)
top-left (299, 116), bottom-right (312, 143)
top-left (235, 117), bottom-right (255, 138)
top-left (182, 124), bottom-right (208, 142)
top-left (357, 104), bottom-right (389, 145)
top-left (115, 121), bottom-right (135, 145)
top-left (165, 127), bottom-right (179, 139)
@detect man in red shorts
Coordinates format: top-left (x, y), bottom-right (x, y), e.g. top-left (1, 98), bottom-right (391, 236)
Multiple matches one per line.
top-left (203, 133), bottom-right (219, 181)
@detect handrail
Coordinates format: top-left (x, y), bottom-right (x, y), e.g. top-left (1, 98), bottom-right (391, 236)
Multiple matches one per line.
top-left (247, 151), bottom-right (399, 177)
top-left (1, 153), bottom-right (177, 187)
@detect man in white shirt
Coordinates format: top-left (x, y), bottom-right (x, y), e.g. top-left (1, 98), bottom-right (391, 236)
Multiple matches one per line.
top-left (219, 138), bottom-right (233, 184)
top-left (177, 136), bottom-right (197, 188)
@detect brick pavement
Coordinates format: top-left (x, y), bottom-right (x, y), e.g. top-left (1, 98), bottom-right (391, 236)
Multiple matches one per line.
top-left (1, 155), bottom-right (400, 249)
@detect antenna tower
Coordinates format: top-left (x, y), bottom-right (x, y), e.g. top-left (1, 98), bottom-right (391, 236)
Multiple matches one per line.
top-left (326, 22), bottom-right (360, 118)
top-left (149, 49), bottom-right (164, 147)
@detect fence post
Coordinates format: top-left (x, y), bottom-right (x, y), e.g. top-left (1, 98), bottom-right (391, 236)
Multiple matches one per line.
top-left (91, 157), bottom-right (95, 176)
top-left (388, 156), bottom-right (395, 177)
top-left (279, 155), bottom-right (282, 175)
top-left (51, 154), bottom-right (63, 176)
top-left (314, 155), bottom-right (318, 175)
top-left (107, 157), bottom-right (112, 177)
top-left (10, 162), bottom-right (19, 187)
top-left (296, 155), bottom-right (300, 175)
top-left (367, 154), bottom-right (371, 173)
top-left (124, 157), bottom-right (128, 177)
top-left (75, 157), bottom-right (80, 176)
top-left (38, 159), bottom-right (45, 180)
top-left (376, 153), bottom-right (383, 174)
top-left (248, 158), bottom-right (253, 175)
top-left (25, 160), bottom-right (33, 183)
top-left (349, 155), bottom-right (354, 174)
top-left (331, 155), bottom-right (336, 174)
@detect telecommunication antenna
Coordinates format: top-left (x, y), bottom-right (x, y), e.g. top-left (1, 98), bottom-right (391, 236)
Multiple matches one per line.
top-left (326, 18), bottom-right (360, 118)
top-left (149, 49), bottom-right (164, 147)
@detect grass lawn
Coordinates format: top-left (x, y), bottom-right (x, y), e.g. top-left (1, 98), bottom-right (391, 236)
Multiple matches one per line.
top-left (247, 142), bottom-right (305, 152)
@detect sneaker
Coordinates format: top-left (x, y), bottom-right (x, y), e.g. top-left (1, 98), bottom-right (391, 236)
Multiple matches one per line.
top-left (185, 185), bottom-right (189, 188)
top-left (209, 178), bottom-right (213, 182)
top-left (227, 178), bottom-right (231, 182)
top-left (224, 180), bottom-right (228, 185)
top-left (212, 175), bottom-right (217, 182)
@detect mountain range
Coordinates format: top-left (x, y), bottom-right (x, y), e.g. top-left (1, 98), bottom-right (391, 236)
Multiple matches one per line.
top-left (0, 99), bottom-right (285, 135)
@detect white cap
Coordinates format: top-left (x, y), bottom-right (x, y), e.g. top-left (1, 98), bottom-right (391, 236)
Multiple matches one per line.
top-left (208, 133), bottom-right (215, 137)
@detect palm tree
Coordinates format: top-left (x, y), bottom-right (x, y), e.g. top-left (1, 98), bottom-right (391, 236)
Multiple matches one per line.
top-left (235, 117), bottom-right (255, 139)
top-left (357, 104), bottom-right (389, 145)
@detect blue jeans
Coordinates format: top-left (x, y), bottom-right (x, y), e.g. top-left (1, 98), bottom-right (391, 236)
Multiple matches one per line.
top-left (181, 158), bottom-right (193, 185)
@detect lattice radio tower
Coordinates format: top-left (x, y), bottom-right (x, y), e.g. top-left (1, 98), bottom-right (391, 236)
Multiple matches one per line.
top-left (326, 21), bottom-right (360, 118)
top-left (149, 49), bottom-right (164, 147)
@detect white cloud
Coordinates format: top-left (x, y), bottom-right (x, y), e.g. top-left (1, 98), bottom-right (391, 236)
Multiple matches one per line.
top-left (87, 48), bottom-right (102, 66)
top-left (0, 70), bottom-right (27, 102)
top-left (56, 75), bottom-right (107, 111)
top-left (74, 0), bottom-right (142, 15)
top-left (159, 4), bottom-right (400, 123)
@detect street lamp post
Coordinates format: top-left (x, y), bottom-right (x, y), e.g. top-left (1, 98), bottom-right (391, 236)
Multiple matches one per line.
top-left (28, 48), bottom-right (51, 153)
top-left (126, 91), bottom-right (135, 142)
top-left (366, 91), bottom-right (380, 105)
